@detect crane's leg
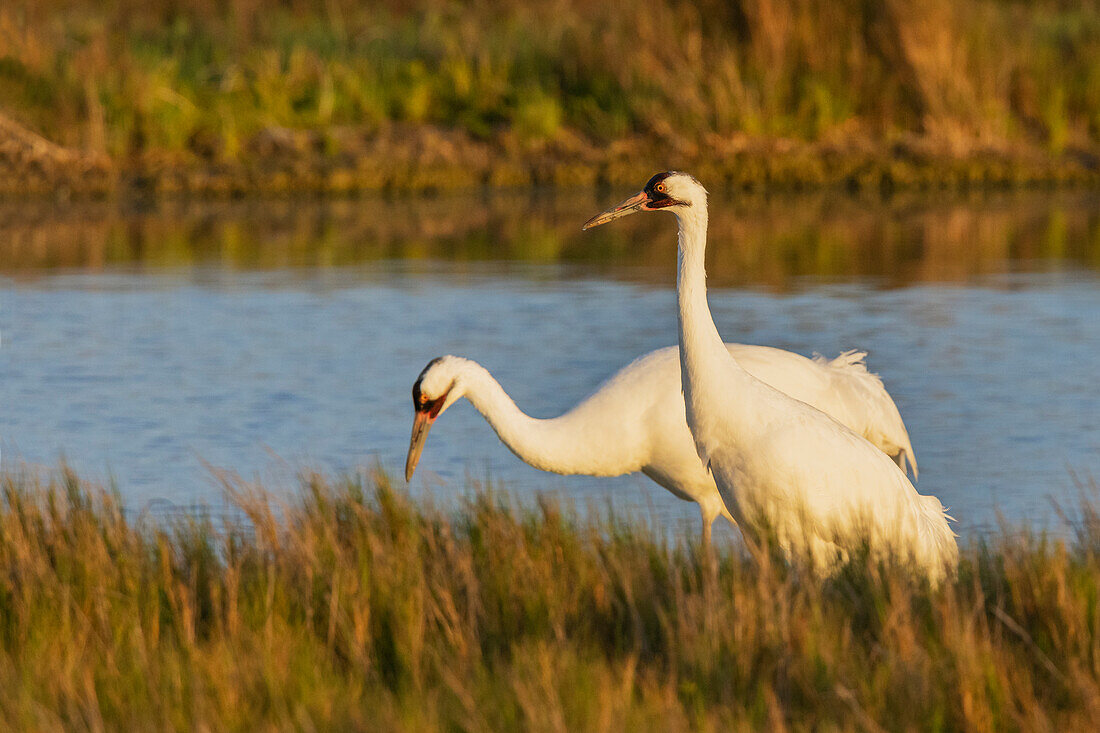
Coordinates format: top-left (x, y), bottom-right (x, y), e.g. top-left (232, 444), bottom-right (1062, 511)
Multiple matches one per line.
top-left (700, 500), bottom-right (738, 553)
top-left (699, 500), bottom-right (724, 559)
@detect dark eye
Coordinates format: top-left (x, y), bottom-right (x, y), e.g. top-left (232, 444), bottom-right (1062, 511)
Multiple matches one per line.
top-left (656, 183), bottom-right (665, 193)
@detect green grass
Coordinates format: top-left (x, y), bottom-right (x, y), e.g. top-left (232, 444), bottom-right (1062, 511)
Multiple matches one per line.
top-left (2, 465), bottom-right (1100, 730)
top-left (2, 1), bottom-right (1100, 194)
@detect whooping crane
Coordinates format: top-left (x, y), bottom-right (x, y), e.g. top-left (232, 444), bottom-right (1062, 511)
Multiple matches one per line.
top-left (583, 171), bottom-right (956, 581)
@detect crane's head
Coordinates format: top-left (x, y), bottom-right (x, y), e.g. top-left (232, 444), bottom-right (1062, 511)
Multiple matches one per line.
top-left (405, 355), bottom-right (467, 481)
top-left (582, 171), bottom-right (707, 230)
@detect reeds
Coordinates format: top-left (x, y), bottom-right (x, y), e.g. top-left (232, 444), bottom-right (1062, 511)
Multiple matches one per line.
top-left (2, 465), bottom-right (1099, 729)
top-left (1, 1), bottom-right (1099, 194)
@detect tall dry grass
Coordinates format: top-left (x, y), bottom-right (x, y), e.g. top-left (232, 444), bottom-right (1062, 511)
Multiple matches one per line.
top-left (2, 465), bottom-right (1099, 729)
top-left (0, 1), bottom-right (1098, 193)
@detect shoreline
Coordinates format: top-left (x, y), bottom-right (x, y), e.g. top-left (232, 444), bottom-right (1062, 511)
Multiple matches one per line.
top-left (4, 120), bottom-right (1099, 199)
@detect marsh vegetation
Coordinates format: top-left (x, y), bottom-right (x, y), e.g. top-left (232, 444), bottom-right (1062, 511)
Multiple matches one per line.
top-left (2, 1), bottom-right (1100, 194)
top-left (2, 466), bottom-right (1099, 730)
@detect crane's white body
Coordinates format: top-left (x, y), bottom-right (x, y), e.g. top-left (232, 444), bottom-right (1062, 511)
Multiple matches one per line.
top-left (410, 340), bottom-right (917, 544)
top-left (653, 172), bottom-right (956, 580)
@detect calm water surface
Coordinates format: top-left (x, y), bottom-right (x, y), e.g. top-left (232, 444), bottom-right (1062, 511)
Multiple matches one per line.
top-left (2, 190), bottom-right (1099, 537)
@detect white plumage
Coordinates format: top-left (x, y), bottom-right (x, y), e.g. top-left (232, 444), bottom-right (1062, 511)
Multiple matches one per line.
top-left (405, 340), bottom-right (917, 545)
top-left (584, 171), bottom-right (957, 582)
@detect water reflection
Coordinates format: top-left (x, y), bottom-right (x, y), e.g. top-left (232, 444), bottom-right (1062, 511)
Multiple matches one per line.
top-left (3, 190), bottom-right (1099, 288)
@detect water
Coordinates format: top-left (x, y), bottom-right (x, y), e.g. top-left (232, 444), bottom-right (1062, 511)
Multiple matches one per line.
top-left (2, 190), bottom-right (1100, 537)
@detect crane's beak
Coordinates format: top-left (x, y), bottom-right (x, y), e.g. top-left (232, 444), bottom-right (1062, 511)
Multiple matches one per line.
top-left (582, 190), bottom-right (649, 230)
top-left (405, 410), bottom-right (434, 481)
top-left (405, 393), bottom-right (449, 482)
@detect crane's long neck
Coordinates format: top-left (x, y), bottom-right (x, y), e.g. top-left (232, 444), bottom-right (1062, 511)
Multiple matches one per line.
top-left (675, 206), bottom-right (756, 432)
top-left (459, 362), bottom-right (639, 477)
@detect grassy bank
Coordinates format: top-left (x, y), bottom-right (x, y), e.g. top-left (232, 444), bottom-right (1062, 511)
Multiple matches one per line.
top-left (1, 1), bottom-right (1100, 195)
top-left (2, 467), bottom-right (1099, 729)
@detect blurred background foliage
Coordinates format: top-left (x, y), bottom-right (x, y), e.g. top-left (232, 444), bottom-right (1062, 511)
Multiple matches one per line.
top-left (0, 0), bottom-right (1099, 192)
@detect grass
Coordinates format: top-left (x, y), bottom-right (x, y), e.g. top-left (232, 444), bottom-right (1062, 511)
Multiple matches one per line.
top-left (2, 1), bottom-right (1100, 194)
top-left (2, 465), bottom-right (1100, 730)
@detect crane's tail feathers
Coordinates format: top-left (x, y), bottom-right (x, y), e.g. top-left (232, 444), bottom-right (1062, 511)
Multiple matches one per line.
top-left (817, 349), bottom-right (871, 373)
top-left (911, 495), bottom-right (959, 584)
top-left (897, 436), bottom-right (919, 481)
top-left (894, 447), bottom-right (919, 481)
top-left (815, 350), bottom-right (883, 389)
top-left (943, 509), bottom-right (957, 524)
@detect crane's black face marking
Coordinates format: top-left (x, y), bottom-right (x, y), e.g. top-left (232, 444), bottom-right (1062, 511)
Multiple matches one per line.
top-left (644, 171), bottom-right (676, 190)
top-left (412, 357), bottom-right (448, 415)
top-left (643, 171), bottom-right (689, 209)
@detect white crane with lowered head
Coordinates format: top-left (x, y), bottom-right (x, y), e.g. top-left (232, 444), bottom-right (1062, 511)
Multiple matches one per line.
top-left (405, 339), bottom-right (917, 546)
top-left (583, 171), bottom-right (956, 581)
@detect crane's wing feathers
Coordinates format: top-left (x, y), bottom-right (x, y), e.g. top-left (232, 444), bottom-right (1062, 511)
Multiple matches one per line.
top-left (815, 349), bottom-right (919, 480)
top-left (744, 407), bottom-right (953, 572)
